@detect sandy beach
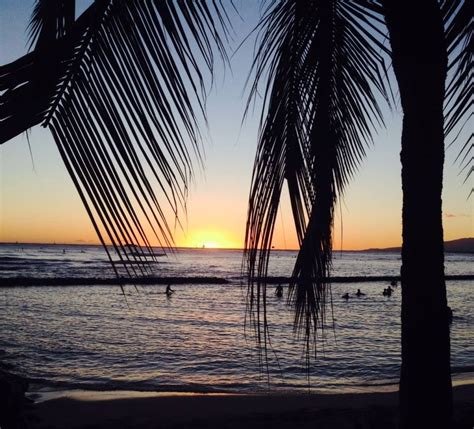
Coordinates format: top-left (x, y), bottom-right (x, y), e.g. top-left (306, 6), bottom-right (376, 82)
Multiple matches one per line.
top-left (25, 384), bottom-right (474, 429)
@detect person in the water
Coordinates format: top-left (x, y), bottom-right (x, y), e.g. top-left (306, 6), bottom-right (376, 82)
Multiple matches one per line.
top-left (342, 293), bottom-right (350, 299)
top-left (165, 284), bottom-right (175, 296)
top-left (355, 289), bottom-right (365, 297)
top-left (275, 284), bottom-right (283, 298)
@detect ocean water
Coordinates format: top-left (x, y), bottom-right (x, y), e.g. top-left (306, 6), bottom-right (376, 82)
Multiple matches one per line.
top-left (0, 243), bottom-right (472, 394)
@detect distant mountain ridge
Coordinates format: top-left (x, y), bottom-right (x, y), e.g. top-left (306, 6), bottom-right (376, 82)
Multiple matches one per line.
top-left (363, 238), bottom-right (474, 254)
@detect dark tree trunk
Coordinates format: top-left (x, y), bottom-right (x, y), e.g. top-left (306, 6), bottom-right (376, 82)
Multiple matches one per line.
top-left (382, 1), bottom-right (452, 428)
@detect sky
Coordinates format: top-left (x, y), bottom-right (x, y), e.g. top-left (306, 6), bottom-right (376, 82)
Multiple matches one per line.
top-left (0, 0), bottom-right (472, 250)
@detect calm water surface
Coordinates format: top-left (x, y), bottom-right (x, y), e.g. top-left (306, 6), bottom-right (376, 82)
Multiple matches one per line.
top-left (0, 244), bottom-right (472, 394)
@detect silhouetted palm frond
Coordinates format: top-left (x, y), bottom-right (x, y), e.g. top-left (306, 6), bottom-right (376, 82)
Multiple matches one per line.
top-left (28, 0), bottom-right (76, 48)
top-left (0, 0), bottom-right (229, 273)
top-left (244, 0), bottom-right (390, 355)
top-left (442, 0), bottom-right (472, 187)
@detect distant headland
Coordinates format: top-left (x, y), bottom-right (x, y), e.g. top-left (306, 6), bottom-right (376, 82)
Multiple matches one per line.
top-left (362, 237), bottom-right (474, 254)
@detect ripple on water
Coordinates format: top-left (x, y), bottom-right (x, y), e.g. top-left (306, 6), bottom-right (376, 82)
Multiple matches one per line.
top-left (0, 245), bottom-right (472, 393)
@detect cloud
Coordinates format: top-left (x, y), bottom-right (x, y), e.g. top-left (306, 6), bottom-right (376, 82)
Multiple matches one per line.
top-left (444, 213), bottom-right (470, 218)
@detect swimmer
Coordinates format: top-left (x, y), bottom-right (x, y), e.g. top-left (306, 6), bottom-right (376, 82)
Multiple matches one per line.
top-left (275, 284), bottom-right (283, 298)
top-left (342, 293), bottom-right (350, 300)
top-left (165, 284), bottom-right (175, 296)
top-left (355, 289), bottom-right (365, 297)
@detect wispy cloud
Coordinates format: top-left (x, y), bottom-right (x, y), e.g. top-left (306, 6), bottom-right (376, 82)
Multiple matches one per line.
top-left (445, 213), bottom-right (470, 218)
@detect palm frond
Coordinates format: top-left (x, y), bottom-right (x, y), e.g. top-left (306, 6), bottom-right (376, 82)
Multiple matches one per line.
top-left (28, 0), bottom-right (75, 49)
top-left (0, 50), bottom-right (49, 142)
top-left (244, 0), bottom-right (390, 356)
top-left (0, 0), bottom-right (80, 144)
top-left (443, 0), bottom-right (472, 187)
top-left (0, 0), bottom-right (230, 271)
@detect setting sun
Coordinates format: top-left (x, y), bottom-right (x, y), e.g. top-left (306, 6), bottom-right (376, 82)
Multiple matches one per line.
top-left (180, 229), bottom-right (241, 249)
top-left (201, 242), bottom-right (218, 249)
top-left (0, 3), bottom-right (472, 427)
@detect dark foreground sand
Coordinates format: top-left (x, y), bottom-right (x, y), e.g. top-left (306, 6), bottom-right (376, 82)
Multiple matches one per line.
top-left (26, 385), bottom-right (474, 429)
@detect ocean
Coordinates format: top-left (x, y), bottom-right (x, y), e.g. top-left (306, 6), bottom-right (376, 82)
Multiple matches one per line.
top-left (0, 243), bottom-right (472, 395)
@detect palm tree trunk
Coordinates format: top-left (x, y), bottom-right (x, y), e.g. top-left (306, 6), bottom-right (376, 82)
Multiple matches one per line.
top-left (382, 1), bottom-right (452, 428)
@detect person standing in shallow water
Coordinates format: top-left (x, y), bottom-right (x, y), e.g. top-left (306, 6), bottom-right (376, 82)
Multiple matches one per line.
top-left (165, 284), bottom-right (174, 296)
top-left (275, 284), bottom-right (283, 298)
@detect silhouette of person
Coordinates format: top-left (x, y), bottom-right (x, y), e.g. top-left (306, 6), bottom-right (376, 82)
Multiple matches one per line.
top-left (342, 293), bottom-right (350, 300)
top-left (165, 284), bottom-right (174, 296)
top-left (275, 284), bottom-right (283, 298)
top-left (383, 286), bottom-right (393, 296)
top-left (355, 289), bottom-right (365, 297)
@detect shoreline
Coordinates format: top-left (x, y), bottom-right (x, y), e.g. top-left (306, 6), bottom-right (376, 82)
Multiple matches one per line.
top-left (25, 370), bottom-right (474, 404)
top-left (25, 384), bottom-right (474, 428)
top-left (29, 374), bottom-right (474, 402)
top-left (28, 384), bottom-right (401, 404)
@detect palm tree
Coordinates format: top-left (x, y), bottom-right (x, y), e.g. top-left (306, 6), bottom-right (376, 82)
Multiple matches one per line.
top-left (0, 0), bottom-right (230, 273)
top-left (244, 0), bottom-right (470, 427)
top-left (244, 0), bottom-right (390, 363)
top-left (0, 0), bottom-right (470, 428)
top-left (382, 1), bottom-right (471, 427)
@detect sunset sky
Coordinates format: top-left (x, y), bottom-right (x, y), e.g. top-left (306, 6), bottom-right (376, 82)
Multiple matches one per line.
top-left (0, 1), bottom-right (472, 250)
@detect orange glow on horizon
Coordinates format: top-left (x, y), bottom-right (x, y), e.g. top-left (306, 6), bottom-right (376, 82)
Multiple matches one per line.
top-left (1, 195), bottom-right (470, 251)
top-left (177, 228), bottom-right (242, 249)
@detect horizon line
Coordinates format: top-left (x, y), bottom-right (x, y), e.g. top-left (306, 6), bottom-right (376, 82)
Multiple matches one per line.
top-left (0, 240), bottom-right (378, 252)
top-left (1, 237), bottom-right (471, 252)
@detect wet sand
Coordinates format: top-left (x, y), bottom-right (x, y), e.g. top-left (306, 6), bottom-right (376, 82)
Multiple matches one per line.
top-left (26, 384), bottom-right (474, 428)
